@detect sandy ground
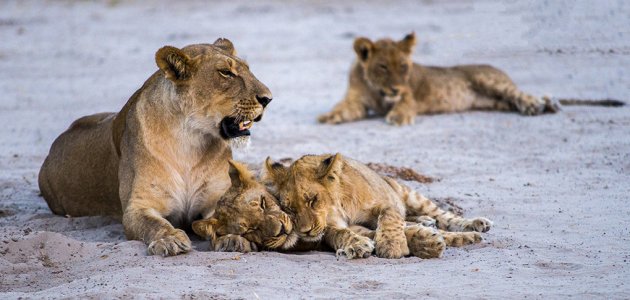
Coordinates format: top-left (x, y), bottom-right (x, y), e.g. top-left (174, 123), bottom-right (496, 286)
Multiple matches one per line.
top-left (1, 0), bottom-right (629, 298)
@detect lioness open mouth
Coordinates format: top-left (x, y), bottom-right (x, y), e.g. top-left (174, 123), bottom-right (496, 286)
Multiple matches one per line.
top-left (219, 116), bottom-right (258, 139)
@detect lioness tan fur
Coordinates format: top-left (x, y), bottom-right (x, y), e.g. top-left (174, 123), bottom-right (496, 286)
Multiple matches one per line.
top-left (194, 161), bottom-right (483, 258)
top-left (38, 39), bottom-right (272, 256)
top-left (262, 153), bottom-right (492, 259)
top-left (319, 32), bottom-right (557, 126)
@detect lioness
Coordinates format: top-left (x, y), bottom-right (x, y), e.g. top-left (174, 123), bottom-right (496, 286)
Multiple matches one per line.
top-left (318, 32), bottom-right (558, 126)
top-left (192, 161), bottom-right (483, 258)
top-left (259, 154), bottom-right (491, 259)
top-left (38, 39), bottom-right (272, 256)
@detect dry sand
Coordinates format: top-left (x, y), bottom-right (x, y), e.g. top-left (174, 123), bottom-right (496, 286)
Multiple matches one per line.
top-left (1, 0), bottom-right (629, 298)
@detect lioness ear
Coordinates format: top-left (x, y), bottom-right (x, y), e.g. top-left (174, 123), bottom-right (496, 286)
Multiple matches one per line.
top-left (263, 157), bottom-right (288, 183)
top-left (228, 160), bottom-right (253, 188)
top-left (213, 38), bottom-right (237, 56)
top-left (192, 218), bottom-right (219, 241)
top-left (353, 37), bottom-right (374, 62)
top-left (318, 153), bottom-right (343, 182)
top-left (155, 46), bottom-right (198, 82)
top-left (398, 32), bottom-right (416, 54)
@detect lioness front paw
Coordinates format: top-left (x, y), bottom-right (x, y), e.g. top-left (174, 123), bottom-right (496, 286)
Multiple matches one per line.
top-left (147, 229), bottom-right (192, 257)
top-left (385, 110), bottom-right (415, 126)
top-left (465, 217), bottom-right (493, 233)
top-left (337, 235), bottom-right (375, 259)
top-left (407, 226), bottom-right (445, 259)
top-left (213, 234), bottom-right (258, 253)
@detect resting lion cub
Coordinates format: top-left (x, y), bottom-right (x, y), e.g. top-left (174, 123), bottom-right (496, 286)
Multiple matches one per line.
top-left (319, 32), bottom-right (557, 126)
top-left (193, 161), bottom-right (483, 259)
top-left (38, 39), bottom-right (272, 256)
top-left (262, 153), bottom-right (492, 259)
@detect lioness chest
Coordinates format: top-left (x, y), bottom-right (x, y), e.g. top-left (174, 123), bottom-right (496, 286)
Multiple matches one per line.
top-left (147, 143), bottom-right (231, 228)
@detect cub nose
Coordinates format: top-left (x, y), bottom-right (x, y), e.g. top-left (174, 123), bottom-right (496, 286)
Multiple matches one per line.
top-left (256, 95), bottom-right (272, 108)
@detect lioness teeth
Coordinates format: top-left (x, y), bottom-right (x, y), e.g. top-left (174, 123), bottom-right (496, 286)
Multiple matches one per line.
top-left (239, 120), bottom-right (254, 131)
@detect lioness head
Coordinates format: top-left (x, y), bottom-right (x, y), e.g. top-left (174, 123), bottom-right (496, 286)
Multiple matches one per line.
top-left (354, 32), bottom-right (416, 103)
top-left (192, 161), bottom-right (298, 250)
top-left (155, 38), bottom-right (272, 145)
top-left (263, 154), bottom-right (344, 242)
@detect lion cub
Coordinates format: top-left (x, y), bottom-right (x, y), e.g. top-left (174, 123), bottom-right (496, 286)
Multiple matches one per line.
top-left (263, 153), bottom-right (492, 259)
top-left (193, 161), bottom-right (483, 259)
top-left (319, 32), bottom-right (556, 126)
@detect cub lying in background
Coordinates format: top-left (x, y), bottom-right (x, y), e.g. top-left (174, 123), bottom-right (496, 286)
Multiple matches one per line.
top-left (318, 32), bottom-right (557, 126)
top-left (193, 159), bottom-right (489, 259)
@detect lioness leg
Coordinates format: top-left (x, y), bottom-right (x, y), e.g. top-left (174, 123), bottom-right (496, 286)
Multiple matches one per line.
top-left (374, 207), bottom-right (409, 259)
top-left (123, 206), bottom-right (191, 256)
top-left (318, 89), bottom-right (368, 124)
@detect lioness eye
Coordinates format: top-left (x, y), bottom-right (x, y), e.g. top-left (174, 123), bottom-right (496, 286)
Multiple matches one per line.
top-left (218, 69), bottom-right (234, 78)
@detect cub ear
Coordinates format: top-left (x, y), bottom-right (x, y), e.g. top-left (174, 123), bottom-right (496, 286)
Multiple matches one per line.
top-left (398, 32), bottom-right (416, 54)
top-left (213, 38), bottom-right (237, 56)
top-left (353, 37), bottom-right (374, 61)
top-left (192, 218), bottom-right (219, 241)
top-left (228, 160), bottom-right (254, 188)
top-left (318, 153), bottom-right (343, 182)
top-left (262, 157), bottom-right (288, 183)
top-left (155, 46), bottom-right (198, 82)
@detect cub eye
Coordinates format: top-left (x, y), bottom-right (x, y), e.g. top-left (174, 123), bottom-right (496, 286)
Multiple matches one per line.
top-left (218, 69), bottom-right (235, 78)
top-left (400, 64), bottom-right (409, 72)
top-left (378, 64), bottom-right (388, 71)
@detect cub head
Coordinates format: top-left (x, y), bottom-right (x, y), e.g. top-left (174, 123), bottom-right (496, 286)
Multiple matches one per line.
top-left (353, 32), bottom-right (416, 103)
top-left (192, 160), bottom-right (298, 250)
top-left (263, 153), bottom-right (344, 242)
top-left (155, 38), bottom-right (272, 146)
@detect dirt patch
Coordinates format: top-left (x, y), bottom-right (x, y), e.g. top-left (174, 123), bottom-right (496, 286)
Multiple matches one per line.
top-left (365, 162), bottom-right (436, 184)
top-left (432, 197), bottom-right (464, 216)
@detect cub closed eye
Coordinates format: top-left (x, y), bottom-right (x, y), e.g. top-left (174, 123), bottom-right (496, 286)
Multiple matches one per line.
top-left (218, 69), bottom-right (235, 78)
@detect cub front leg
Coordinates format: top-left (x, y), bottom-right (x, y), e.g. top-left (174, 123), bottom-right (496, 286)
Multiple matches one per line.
top-left (374, 208), bottom-right (409, 259)
top-left (318, 89), bottom-right (368, 124)
top-left (385, 90), bottom-right (417, 126)
top-left (324, 227), bottom-right (375, 259)
top-left (123, 204), bottom-right (191, 257)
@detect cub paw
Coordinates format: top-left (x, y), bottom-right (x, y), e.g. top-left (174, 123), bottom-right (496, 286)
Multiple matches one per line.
top-left (517, 97), bottom-right (546, 116)
top-left (407, 227), bottom-right (445, 259)
top-left (466, 217), bottom-right (493, 233)
top-left (213, 234), bottom-right (258, 253)
top-left (337, 235), bottom-right (375, 259)
top-left (375, 237), bottom-right (410, 259)
top-left (147, 229), bottom-right (192, 257)
top-left (318, 111), bottom-right (347, 124)
top-left (407, 216), bottom-right (437, 228)
top-left (385, 110), bottom-right (415, 126)
top-left (443, 232), bottom-right (482, 247)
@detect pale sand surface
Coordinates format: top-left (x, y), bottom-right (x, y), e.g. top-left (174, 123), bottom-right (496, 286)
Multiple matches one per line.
top-left (1, 0), bottom-right (629, 298)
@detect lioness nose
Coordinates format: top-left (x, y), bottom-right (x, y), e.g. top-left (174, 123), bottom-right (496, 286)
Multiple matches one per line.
top-left (256, 95), bottom-right (272, 107)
